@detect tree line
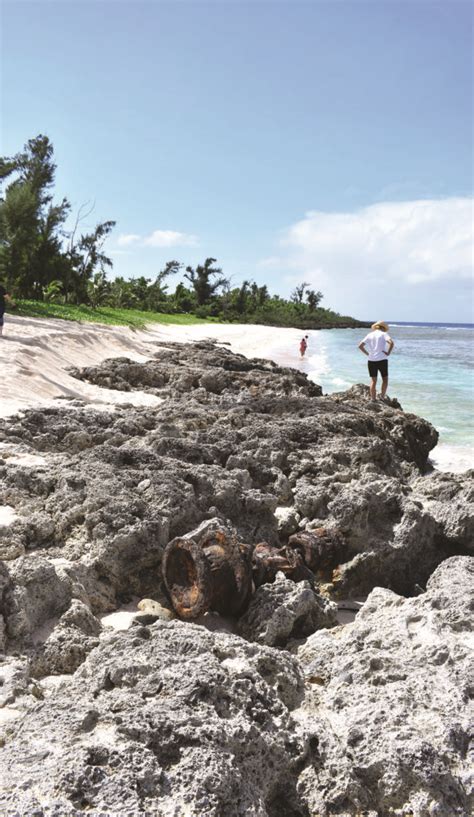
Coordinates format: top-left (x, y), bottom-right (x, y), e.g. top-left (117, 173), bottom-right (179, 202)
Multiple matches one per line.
top-left (0, 135), bottom-right (363, 328)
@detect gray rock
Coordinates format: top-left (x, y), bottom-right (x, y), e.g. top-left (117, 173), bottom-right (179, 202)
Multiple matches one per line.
top-left (412, 470), bottom-right (474, 551)
top-left (331, 500), bottom-right (446, 597)
top-left (0, 342), bottom-right (452, 632)
top-left (27, 600), bottom-right (102, 677)
top-left (238, 571), bottom-right (338, 646)
top-left (3, 555), bottom-right (72, 644)
top-left (0, 339), bottom-right (471, 815)
top-left (0, 535), bottom-right (25, 561)
top-left (0, 621), bottom-right (307, 817)
top-left (296, 555), bottom-right (474, 817)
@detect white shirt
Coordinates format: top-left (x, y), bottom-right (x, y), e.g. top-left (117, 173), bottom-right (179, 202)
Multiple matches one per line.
top-left (362, 329), bottom-right (392, 361)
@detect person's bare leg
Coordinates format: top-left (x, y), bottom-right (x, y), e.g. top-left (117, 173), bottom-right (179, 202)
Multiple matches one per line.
top-left (381, 376), bottom-right (388, 398)
top-left (369, 377), bottom-right (377, 400)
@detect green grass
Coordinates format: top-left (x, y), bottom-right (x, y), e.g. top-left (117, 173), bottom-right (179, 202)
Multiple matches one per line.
top-left (15, 300), bottom-right (216, 328)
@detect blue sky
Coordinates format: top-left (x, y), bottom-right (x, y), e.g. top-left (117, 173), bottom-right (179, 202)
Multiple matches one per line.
top-left (2, 0), bottom-right (473, 321)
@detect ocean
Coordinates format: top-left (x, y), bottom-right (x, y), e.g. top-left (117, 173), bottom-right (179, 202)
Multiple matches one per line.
top-left (270, 322), bottom-right (474, 473)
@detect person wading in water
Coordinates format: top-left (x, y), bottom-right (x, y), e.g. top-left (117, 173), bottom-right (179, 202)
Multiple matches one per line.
top-left (299, 335), bottom-right (309, 357)
top-left (358, 321), bottom-right (394, 401)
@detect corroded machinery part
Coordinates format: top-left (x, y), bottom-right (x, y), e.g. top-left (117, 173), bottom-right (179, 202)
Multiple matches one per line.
top-left (161, 538), bottom-right (212, 619)
top-left (251, 542), bottom-right (314, 587)
top-left (162, 529), bottom-right (253, 619)
top-left (288, 527), bottom-right (346, 572)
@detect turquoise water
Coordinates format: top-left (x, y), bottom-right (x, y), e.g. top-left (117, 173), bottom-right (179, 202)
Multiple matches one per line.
top-left (271, 323), bottom-right (474, 472)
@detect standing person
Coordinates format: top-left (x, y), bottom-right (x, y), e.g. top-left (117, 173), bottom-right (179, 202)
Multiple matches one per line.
top-left (358, 321), bottom-right (394, 401)
top-left (0, 282), bottom-right (14, 337)
top-left (299, 336), bottom-right (308, 357)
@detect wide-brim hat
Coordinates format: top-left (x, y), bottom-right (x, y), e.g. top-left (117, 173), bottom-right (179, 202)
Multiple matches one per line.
top-left (371, 320), bottom-right (389, 332)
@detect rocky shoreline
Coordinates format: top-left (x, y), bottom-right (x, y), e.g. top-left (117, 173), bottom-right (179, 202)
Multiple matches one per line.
top-left (0, 340), bottom-right (472, 816)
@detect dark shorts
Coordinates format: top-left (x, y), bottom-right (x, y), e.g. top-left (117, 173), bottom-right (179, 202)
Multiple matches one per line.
top-left (368, 359), bottom-right (388, 378)
top-left (0, 312), bottom-right (4, 327)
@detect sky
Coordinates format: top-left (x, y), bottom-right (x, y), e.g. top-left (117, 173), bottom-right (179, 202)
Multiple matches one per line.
top-left (2, 0), bottom-right (473, 322)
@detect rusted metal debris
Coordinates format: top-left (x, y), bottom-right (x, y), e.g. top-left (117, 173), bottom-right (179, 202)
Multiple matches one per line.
top-left (162, 525), bottom-right (346, 620)
top-left (251, 542), bottom-right (314, 587)
top-left (162, 529), bottom-right (253, 620)
top-left (162, 528), bottom-right (332, 619)
top-left (288, 528), bottom-right (346, 572)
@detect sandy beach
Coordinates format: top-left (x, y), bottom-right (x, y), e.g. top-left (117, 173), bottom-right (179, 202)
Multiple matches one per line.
top-left (0, 315), bottom-right (304, 418)
top-left (1, 314), bottom-right (470, 473)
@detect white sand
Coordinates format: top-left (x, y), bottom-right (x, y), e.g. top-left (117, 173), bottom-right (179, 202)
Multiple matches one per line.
top-left (0, 314), bottom-right (467, 473)
top-left (0, 314), bottom-right (302, 418)
top-left (0, 505), bottom-right (18, 526)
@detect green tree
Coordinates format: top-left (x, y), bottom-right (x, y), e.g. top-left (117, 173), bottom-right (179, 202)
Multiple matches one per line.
top-left (87, 271), bottom-right (111, 308)
top-left (257, 284), bottom-right (269, 306)
top-left (43, 279), bottom-right (64, 303)
top-left (173, 282), bottom-right (195, 312)
top-left (68, 220), bottom-right (116, 304)
top-left (148, 260), bottom-right (182, 311)
top-left (108, 277), bottom-right (137, 309)
top-left (235, 279), bottom-right (249, 314)
top-left (0, 135), bottom-right (116, 303)
top-left (291, 282), bottom-right (310, 304)
top-left (306, 289), bottom-right (323, 311)
top-left (184, 257), bottom-right (228, 306)
top-left (0, 135), bottom-right (71, 297)
top-left (0, 181), bottom-right (39, 292)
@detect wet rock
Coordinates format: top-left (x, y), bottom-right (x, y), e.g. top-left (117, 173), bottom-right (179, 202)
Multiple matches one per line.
top-left (238, 571), bottom-right (338, 646)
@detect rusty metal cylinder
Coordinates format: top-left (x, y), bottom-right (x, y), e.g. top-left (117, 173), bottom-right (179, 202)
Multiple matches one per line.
top-left (162, 530), bottom-right (253, 620)
top-left (288, 528), bottom-right (346, 572)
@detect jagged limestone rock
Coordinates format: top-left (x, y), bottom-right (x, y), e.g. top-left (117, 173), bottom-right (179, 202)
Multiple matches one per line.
top-left (296, 555), bottom-right (474, 817)
top-left (0, 343), bottom-right (471, 815)
top-left (238, 571), bottom-right (337, 646)
top-left (0, 621), bottom-right (308, 817)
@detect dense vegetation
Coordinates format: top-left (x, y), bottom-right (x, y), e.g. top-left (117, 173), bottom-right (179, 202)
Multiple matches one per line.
top-left (14, 300), bottom-right (213, 329)
top-left (0, 135), bottom-right (366, 329)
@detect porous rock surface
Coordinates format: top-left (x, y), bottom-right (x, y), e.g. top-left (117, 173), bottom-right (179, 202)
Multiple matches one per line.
top-left (1, 621), bottom-right (308, 817)
top-left (0, 340), bottom-right (472, 815)
top-left (412, 469), bottom-right (474, 552)
top-left (296, 556), bottom-right (474, 817)
top-left (0, 558), bottom-right (472, 816)
top-left (238, 571), bottom-right (338, 646)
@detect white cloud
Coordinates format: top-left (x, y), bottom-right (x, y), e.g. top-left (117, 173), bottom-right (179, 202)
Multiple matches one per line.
top-left (143, 230), bottom-right (198, 248)
top-left (281, 198), bottom-right (473, 287)
top-left (116, 230), bottom-right (198, 250)
top-left (264, 198), bottom-right (473, 321)
top-left (117, 233), bottom-right (141, 246)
